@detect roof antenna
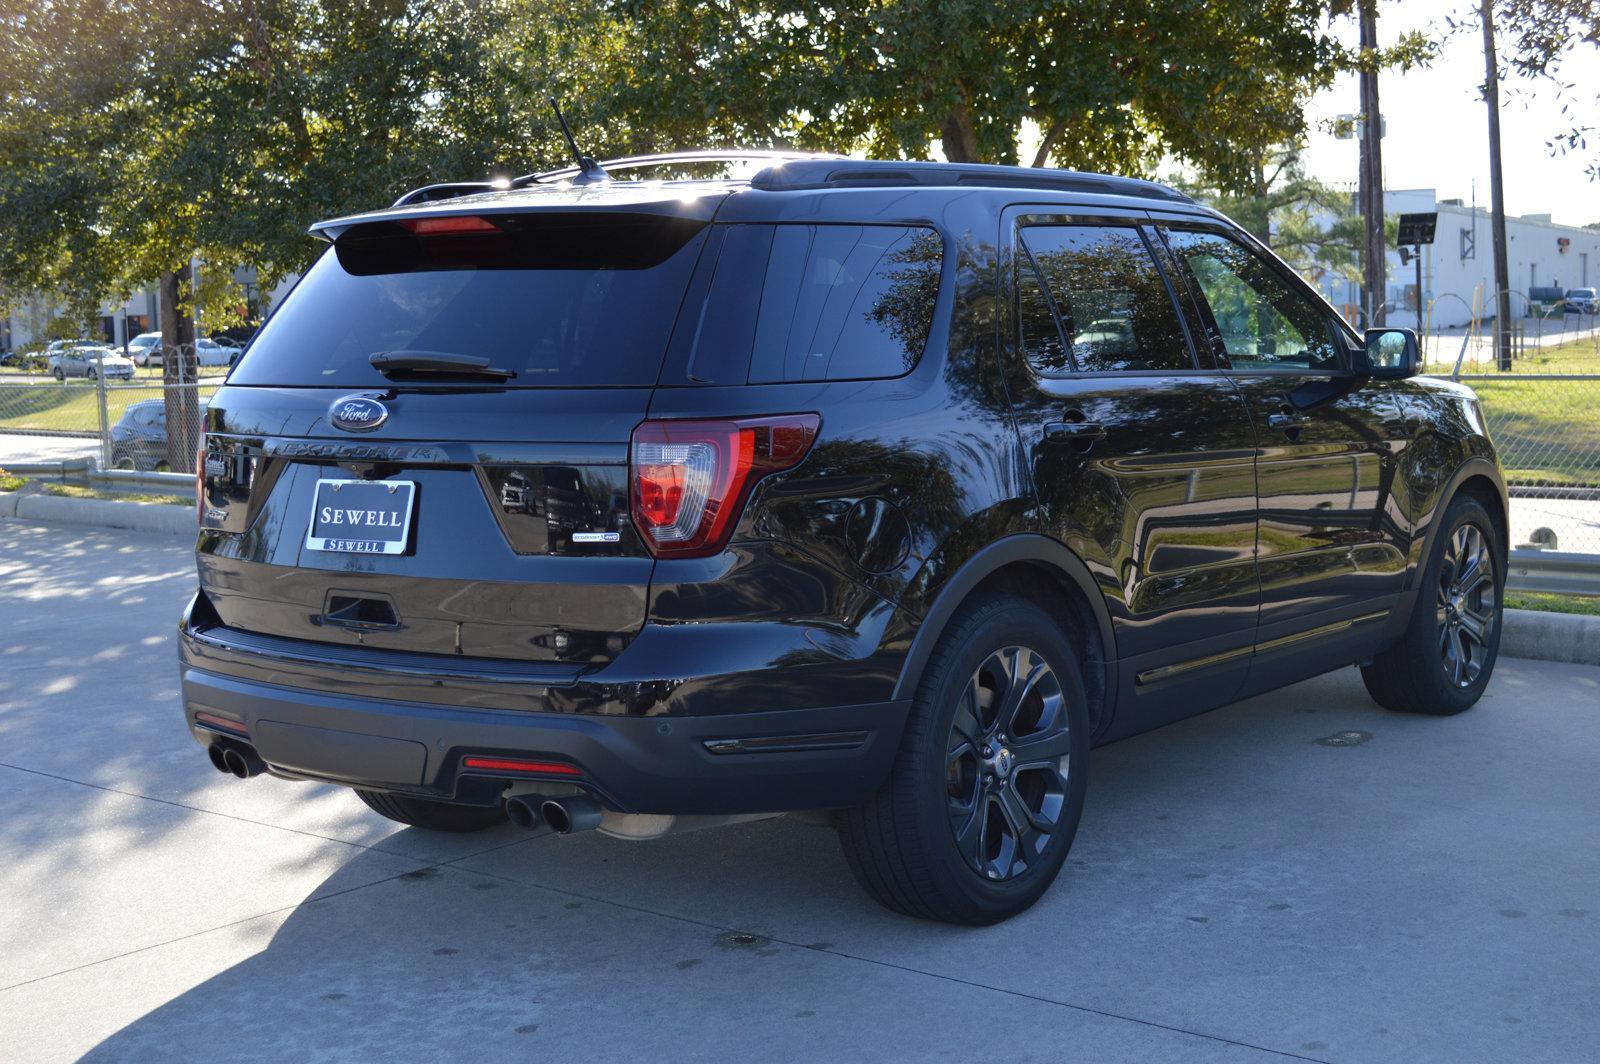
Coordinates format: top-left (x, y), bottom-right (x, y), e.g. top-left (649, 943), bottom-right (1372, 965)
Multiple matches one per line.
top-left (548, 96), bottom-right (611, 185)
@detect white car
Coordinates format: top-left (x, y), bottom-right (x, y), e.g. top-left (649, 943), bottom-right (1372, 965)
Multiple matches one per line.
top-left (195, 338), bottom-right (237, 367)
top-left (46, 340), bottom-right (120, 373)
top-left (127, 331), bottom-right (164, 367)
top-left (52, 346), bottom-right (135, 381)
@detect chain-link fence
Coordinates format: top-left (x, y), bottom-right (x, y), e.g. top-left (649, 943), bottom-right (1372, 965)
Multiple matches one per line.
top-left (1439, 371), bottom-right (1600, 559)
top-left (0, 376), bottom-right (212, 475)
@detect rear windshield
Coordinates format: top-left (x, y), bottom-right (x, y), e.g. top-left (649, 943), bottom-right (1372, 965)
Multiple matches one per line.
top-left (228, 212), bottom-right (708, 388)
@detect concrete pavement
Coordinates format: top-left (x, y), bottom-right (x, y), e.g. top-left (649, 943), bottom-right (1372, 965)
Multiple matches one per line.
top-left (0, 520), bottom-right (1597, 1064)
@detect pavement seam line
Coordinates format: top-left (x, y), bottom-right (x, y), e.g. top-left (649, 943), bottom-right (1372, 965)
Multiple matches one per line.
top-left (0, 861), bottom-right (440, 995)
top-left (0, 857), bottom-right (1334, 1064)
top-left (443, 852), bottom-right (1337, 1064)
top-left (0, 758), bottom-right (535, 862)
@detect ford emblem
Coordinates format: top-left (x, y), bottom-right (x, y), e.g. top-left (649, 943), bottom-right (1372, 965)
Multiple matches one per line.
top-left (329, 396), bottom-right (389, 433)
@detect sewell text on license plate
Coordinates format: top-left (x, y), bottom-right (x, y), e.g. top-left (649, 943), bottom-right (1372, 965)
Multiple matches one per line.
top-left (305, 479), bottom-right (416, 555)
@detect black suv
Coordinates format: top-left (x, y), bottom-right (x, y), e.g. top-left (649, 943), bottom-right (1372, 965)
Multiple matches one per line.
top-left (181, 154), bottom-right (1507, 924)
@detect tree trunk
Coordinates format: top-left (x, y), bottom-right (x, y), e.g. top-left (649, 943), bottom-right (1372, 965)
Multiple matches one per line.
top-left (941, 103), bottom-right (980, 163)
top-left (1357, 0), bottom-right (1387, 328)
top-left (159, 264), bottom-right (201, 474)
top-left (1481, 0), bottom-right (1514, 371)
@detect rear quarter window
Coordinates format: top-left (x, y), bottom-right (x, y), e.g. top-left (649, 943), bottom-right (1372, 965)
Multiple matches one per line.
top-left (677, 224), bottom-right (943, 384)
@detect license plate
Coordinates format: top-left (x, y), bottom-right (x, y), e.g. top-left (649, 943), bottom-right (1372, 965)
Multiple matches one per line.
top-left (305, 479), bottom-right (415, 555)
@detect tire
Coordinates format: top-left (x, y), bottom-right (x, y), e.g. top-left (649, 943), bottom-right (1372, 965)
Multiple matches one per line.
top-left (112, 451), bottom-right (134, 471)
top-left (53, 368), bottom-right (64, 381)
top-left (1361, 496), bottom-right (1504, 715)
top-left (355, 789), bottom-right (507, 832)
top-left (87, 368), bottom-right (97, 381)
top-left (839, 593), bottom-right (1090, 924)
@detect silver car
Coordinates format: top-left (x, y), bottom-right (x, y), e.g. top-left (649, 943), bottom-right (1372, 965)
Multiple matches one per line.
top-left (52, 346), bottom-right (135, 381)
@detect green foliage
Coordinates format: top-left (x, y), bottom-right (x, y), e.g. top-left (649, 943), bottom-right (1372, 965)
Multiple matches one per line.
top-left (1183, 144), bottom-right (1402, 291)
top-left (602, 1), bottom-right (1367, 185)
top-left (1490, 0), bottom-right (1600, 179)
top-left (0, 0), bottom-right (585, 308)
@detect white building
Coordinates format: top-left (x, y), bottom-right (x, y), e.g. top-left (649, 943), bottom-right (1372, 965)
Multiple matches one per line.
top-left (1314, 189), bottom-right (1600, 329)
top-left (3, 264), bottom-right (294, 353)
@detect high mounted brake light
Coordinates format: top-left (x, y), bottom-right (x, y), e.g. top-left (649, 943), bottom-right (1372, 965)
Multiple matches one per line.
top-left (630, 414), bottom-right (820, 559)
top-left (400, 215), bottom-right (501, 235)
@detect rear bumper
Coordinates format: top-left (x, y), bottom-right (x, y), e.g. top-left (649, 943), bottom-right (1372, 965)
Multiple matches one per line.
top-left (181, 666), bottom-right (909, 815)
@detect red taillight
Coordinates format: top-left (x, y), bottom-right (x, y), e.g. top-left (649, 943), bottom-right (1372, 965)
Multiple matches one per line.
top-left (401, 215), bottom-right (500, 235)
top-left (461, 757), bottom-right (582, 776)
top-left (630, 414), bottom-right (820, 559)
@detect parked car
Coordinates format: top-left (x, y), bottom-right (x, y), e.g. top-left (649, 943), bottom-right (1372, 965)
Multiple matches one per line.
top-left (110, 398), bottom-right (209, 471)
top-left (1565, 287), bottom-right (1598, 314)
top-left (181, 154), bottom-right (1508, 924)
top-left (195, 338), bottom-right (237, 367)
top-left (127, 331), bottom-right (164, 367)
top-left (52, 345), bottom-right (134, 381)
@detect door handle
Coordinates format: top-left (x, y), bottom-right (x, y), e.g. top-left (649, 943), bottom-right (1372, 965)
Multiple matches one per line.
top-left (1268, 402), bottom-right (1308, 433)
top-left (1044, 420), bottom-right (1107, 443)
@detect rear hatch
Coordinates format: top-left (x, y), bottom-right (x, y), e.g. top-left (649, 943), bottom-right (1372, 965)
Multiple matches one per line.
top-left (196, 189), bottom-right (724, 667)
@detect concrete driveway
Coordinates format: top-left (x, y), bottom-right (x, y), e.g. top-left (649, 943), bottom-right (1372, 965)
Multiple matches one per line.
top-left (1, 520), bottom-right (1596, 1064)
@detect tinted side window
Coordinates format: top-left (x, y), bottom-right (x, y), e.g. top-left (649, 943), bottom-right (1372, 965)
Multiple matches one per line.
top-left (683, 224), bottom-right (942, 384)
top-left (1163, 229), bottom-right (1340, 371)
top-left (1018, 225), bottom-right (1192, 374)
top-left (1016, 252), bottom-right (1068, 375)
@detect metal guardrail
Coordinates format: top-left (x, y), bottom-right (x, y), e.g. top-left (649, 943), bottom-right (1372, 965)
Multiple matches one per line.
top-left (3, 459), bottom-right (194, 493)
top-left (1505, 550), bottom-right (1600, 597)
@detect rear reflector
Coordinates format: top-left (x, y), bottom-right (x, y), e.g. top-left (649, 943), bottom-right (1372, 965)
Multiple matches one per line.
top-left (401, 215), bottom-right (500, 236)
top-left (194, 711), bottom-right (248, 736)
top-left (630, 414), bottom-right (820, 558)
top-left (461, 757), bottom-right (582, 776)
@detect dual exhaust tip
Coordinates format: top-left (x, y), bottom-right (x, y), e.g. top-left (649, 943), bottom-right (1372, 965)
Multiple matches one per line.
top-left (206, 741), bottom-right (265, 780)
top-left (206, 742), bottom-right (600, 836)
top-left (506, 794), bottom-right (601, 836)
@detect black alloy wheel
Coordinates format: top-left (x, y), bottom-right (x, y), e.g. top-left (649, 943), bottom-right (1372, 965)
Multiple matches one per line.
top-left (839, 593), bottom-right (1089, 924)
top-left (946, 646), bottom-right (1072, 881)
top-left (1436, 522), bottom-right (1497, 689)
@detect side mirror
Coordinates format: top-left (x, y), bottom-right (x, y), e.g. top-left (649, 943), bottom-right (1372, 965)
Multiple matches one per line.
top-left (1359, 328), bottom-right (1420, 379)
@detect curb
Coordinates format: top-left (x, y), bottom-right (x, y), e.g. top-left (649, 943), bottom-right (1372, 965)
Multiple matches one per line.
top-left (1500, 607), bottom-right (1600, 667)
top-left (2, 493), bottom-right (1596, 667)
top-left (0, 491), bottom-right (195, 537)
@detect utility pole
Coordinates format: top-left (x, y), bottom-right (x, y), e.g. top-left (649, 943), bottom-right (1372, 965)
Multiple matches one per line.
top-left (1480, 0), bottom-right (1514, 371)
top-left (1358, 0), bottom-right (1387, 329)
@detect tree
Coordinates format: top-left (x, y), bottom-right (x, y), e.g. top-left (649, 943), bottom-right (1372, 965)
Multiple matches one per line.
top-left (0, 0), bottom-right (582, 469)
top-left (1185, 144), bottom-right (1397, 299)
top-left (1492, 0), bottom-right (1600, 177)
top-left (605, 1), bottom-right (1385, 192)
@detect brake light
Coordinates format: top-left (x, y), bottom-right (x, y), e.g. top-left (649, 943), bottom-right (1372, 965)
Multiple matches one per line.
top-left (401, 215), bottom-right (500, 235)
top-left (630, 414), bottom-right (820, 559)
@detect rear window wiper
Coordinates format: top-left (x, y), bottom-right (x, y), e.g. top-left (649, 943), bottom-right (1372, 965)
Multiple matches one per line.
top-left (369, 350), bottom-right (516, 380)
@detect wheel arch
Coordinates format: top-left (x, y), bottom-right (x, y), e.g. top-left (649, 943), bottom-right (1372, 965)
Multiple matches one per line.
top-left (893, 534), bottom-right (1119, 739)
top-left (1411, 457), bottom-right (1509, 592)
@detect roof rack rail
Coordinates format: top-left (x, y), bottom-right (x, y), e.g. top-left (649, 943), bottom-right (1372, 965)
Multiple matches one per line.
top-left (390, 181), bottom-right (502, 207)
top-left (513, 149), bottom-right (842, 187)
top-left (747, 158), bottom-right (1194, 203)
